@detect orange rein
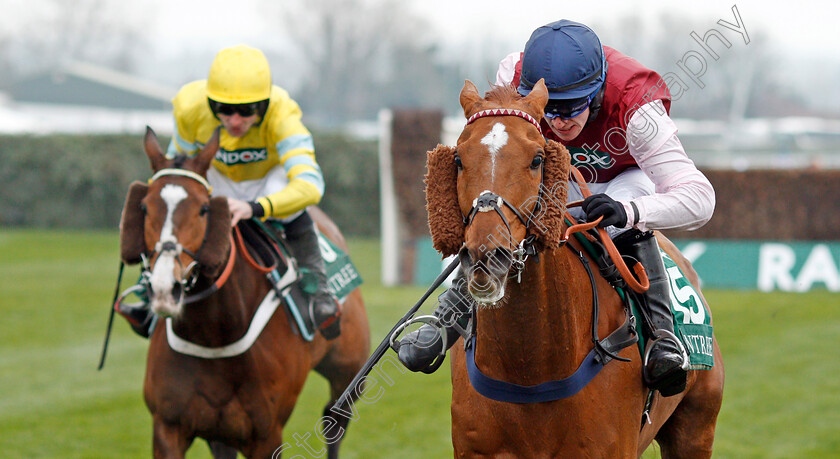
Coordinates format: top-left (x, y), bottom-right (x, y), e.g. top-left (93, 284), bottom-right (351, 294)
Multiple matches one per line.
top-left (232, 225), bottom-right (276, 274)
top-left (209, 233), bottom-right (237, 290)
top-left (562, 167), bottom-right (650, 294)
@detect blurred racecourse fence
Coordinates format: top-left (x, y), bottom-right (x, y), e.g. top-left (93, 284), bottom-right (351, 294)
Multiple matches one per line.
top-left (0, 131), bottom-right (379, 236)
top-left (380, 110), bottom-right (840, 292)
top-left (3, 127), bottom-right (839, 293)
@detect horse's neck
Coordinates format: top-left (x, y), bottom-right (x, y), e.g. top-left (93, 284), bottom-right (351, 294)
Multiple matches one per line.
top-left (173, 263), bottom-right (269, 347)
top-left (475, 247), bottom-right (592, 382)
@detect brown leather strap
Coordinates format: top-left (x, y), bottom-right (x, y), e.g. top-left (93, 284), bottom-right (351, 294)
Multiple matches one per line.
top-left (566, 167), bottom-right (650, 294)
top-left (233, 225), bottom-right (275, 274)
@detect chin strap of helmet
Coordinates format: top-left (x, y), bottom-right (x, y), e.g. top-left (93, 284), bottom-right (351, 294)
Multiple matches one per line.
top-left (586, 76), bottom-right (607, 125)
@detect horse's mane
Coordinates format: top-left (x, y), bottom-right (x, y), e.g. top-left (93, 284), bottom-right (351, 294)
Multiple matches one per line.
top-left (173, 154), bottom-right (188, 169)
top-left (425, 81), bottom-right (571, 255)
top-left (484, 84), bottom-right (522, 107)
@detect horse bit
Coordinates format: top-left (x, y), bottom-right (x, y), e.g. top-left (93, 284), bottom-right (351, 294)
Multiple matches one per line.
top-left (124, 168), bottom-right (217, 310)
top-left (461, 108), bottom-right (548, 283)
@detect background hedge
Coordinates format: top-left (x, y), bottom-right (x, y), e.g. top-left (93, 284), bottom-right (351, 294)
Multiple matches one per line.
top-left (0, 131), bottom-right (380, 236)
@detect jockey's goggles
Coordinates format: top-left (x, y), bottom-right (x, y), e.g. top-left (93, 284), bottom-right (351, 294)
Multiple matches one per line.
top-left (209, 99), bottom-right (262, 117)
top-left (544, 94), bottom-right (594, 120)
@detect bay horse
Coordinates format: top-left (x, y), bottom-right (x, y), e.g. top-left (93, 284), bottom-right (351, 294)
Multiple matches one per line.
top-left (119, 128), bottom-right (370, 458)
top-left (424, 80), bottom-right (724, 457)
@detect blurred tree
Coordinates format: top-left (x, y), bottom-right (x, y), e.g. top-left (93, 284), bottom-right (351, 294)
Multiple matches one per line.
top-left (592, 13), bottom-right (792, 120)
top-left (271, 0), bottom-right (461, 125)
top-left (0, 0), bottom-right (149, 81)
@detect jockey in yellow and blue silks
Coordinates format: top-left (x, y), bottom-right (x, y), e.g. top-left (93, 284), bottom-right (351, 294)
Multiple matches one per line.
top-left (124, 45), bottom-right (341, 340)
top-left (168, 48), bottom-right (324, 224)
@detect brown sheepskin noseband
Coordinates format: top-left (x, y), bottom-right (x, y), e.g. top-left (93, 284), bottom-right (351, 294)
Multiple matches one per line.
top-left (198, 196), bottom-right (231, 276)
top-left (425, 144), bottom-right (463, 257)
top-left (532, 139), bottom-right (571, 251)
top-left (120, 181), bottom-right (149, 264)
top-left (424, 139), bottom-right (572, 257)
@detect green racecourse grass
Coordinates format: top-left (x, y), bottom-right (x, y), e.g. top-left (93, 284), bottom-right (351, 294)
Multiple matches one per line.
top-left (1, 228), bottom-right (838, 458)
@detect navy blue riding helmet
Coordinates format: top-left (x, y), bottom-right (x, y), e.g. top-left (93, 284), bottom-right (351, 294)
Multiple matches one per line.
top-left (518, 20), bottom-right (608, 119)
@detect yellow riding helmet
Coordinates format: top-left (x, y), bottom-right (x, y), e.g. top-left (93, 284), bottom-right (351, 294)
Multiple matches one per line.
top-left (206, 45), bottom-right (271, 104)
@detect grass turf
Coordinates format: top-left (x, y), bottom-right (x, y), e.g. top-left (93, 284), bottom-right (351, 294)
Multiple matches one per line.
top-left (0, 229), bottom-right (838, 458)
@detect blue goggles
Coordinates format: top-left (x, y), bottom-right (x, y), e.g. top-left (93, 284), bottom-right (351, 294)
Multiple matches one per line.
top-left (544, 94), bottom-right (594, 120)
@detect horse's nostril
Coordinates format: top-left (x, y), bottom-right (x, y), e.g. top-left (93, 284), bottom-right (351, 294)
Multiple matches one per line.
top-left (487, 248), bottom-right (513, 274)
top-left (172, 282), bottom-right (183, 299)
top-left (459, 247), bottom-right (474, 268)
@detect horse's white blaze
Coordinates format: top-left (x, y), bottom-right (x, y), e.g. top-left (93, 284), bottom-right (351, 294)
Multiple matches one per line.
top-left (480, 123), bottom-right (508, 182)
top-left (150, 184), bottom-right (188, 317)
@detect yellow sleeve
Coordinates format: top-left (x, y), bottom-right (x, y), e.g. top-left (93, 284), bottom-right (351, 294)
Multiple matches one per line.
top-left (166, 81), bottom-right (209, 157)
top-left (255, 87), bottom-right (325, 218)
top-left (256, 179), bottom-right (322, 219)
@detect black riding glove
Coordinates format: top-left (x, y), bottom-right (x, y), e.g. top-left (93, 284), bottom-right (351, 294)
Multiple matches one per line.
top-left (582, 193), bottom-right (628, 228)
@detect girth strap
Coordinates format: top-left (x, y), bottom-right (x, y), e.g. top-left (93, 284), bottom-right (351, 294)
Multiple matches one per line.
top-left (464, 246), bottom-right (638, 404)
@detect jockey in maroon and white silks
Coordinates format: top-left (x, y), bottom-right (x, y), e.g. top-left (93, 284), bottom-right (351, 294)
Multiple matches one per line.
top-left (497, 47), bottom-right (714, 235)
top-left (398, 20), bottom-right (710, 398)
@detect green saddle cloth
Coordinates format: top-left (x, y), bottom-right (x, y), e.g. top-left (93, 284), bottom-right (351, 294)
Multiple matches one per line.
top-left (627, 249), bottom-right (715, 370)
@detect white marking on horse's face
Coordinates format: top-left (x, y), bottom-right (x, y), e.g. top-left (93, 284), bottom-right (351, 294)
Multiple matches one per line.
top-left (480, 123), bottom-right (508, 183)
top-left (150, 184), bottom-right (188, 317)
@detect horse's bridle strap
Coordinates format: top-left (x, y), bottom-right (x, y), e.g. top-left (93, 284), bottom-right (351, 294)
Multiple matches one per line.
top-left (463, 190), bottom-right (531, 230)
top-left (466, 108), bottom-right (542, 133)
top-left (149, 168), bottom-right (213, 194)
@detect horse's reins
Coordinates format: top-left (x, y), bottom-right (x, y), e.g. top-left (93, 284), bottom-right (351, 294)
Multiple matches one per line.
top-left (457, 108), bottom-right (643, 403)
top-left (462, 108), bottom-right (649, 293)
top-left (142, 168), bottom-right (238, 304)
top-left (562, 167), bottom-right (650, 294)
top-left (462, 109), bottom-right (546, 279)
top-left (99, 168), bottom-right (237, 369)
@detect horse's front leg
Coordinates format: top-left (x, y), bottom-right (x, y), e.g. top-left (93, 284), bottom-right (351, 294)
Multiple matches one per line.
top-left (153, 417), bottom-right (192, 459)
top-left (247, 428), bottom-right (286, 459)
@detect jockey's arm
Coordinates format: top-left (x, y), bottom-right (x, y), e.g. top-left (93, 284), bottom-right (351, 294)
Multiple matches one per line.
top-left (253, 136), bottom-right (325, 219)
top-left (620, 100), bottom-right (715, 232)
top-left (226, 149), bottom-right (325, 222)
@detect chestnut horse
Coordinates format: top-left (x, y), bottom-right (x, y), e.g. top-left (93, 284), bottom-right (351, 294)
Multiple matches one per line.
top-left (424, 80), bottom-right (724, 457)
top-left (120, 128), bottom-right (370, 458)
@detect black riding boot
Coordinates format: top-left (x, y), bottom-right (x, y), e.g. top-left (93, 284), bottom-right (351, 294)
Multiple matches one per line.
top-left (397, 271), bottom-right (472, 373)
top-left (115, 281), bottom-right (155, 338)
top-left (117, 304), bottom-right (155, 338)
top-left (617, 230), bottom-right (688, 397)
top-left (284, 212), bottom-right (341, 340)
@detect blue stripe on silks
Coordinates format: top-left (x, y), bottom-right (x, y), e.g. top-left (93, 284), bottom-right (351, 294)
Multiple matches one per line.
top-left (465, 336), bottom-right (606, 403)
top-left (296, 170), bottom-right (325, 195)
top-left (171, 130), bottom-right (197, 153)
top-left (283, 154), bottom-right (317, 172)
top-left (276, 134), bottom-right (314, 157)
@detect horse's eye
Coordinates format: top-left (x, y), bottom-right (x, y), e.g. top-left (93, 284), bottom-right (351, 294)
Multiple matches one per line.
top-left (530, 155), bottom-right (543, 170)
top-left (140, 203), bottom-right (147, 214)
top-left (199, 204), bottom-right (210, 216)
top-left (454, 155), bottom-right (463, 169)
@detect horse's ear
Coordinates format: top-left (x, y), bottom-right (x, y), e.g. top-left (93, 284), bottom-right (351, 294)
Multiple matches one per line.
top-left (193, 126), bottom-right (221, 175)
top-left (522, 79), bottom-right (549, 119)
top-left (120, 181), bottom-right (149, 264)
top-left (459, 80), bottom-right (483, 118)
top-left (425, 144), bottom-right (464, 257)
top-left (197, 196), bottom-right (231, 275)
top-left (144, 126), bottom-right (167, 172)
top-left (533, 139), bottom-right (571, 250)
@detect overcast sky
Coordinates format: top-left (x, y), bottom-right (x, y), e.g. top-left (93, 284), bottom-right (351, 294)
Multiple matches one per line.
top-left (1, 0), bottom-right (837, 113)
top-left (146, 0), bottom-right (837, 57)
top-left (2, 0), bottom-right (835, 70)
